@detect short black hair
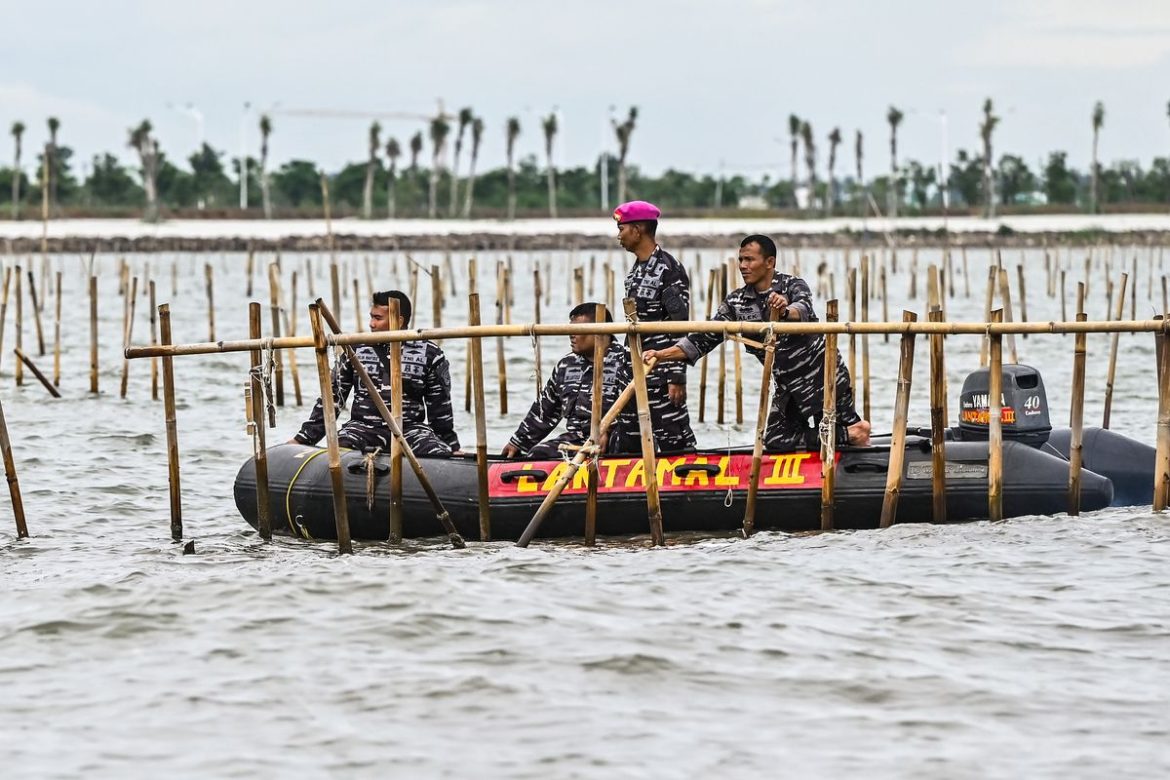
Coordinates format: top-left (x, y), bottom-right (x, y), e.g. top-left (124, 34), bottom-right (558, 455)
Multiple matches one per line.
top-left (569, 302), bottom-right (613, 322)
top-left (373, 290), bottom-right (412, 326)
top-left (740, 234), bottom-right (777, 260)
top-left (631, 219), bottom-right (658, 238)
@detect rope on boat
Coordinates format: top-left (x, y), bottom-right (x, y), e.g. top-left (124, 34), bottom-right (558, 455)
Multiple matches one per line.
top-left (364, 447), bottom-right (382, 512)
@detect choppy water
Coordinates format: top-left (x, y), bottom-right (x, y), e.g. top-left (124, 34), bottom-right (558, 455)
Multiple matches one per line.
top-left (2, 245), bottom-right (1170, 777)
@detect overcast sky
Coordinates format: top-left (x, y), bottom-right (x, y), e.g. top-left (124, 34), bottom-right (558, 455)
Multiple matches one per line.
top-left (3, 0), bottom-right (1169, 180)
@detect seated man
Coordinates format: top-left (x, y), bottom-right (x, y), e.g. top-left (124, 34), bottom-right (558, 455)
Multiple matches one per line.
top-left (643, 234), bottom-right (871, 450)
top-left (501, 303), bottom-right (637, 459)
top-left (293, 290), bottom-right (461, 457)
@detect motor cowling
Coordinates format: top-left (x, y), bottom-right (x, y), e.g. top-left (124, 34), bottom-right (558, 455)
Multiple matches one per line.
top-left (958, 364), bottom-right (1052, 447)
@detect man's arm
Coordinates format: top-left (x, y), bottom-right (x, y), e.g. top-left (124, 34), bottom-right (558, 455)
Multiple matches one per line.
top-left (423, 347), bottom-right (461, 452)
top-left (503, 361), bottom-right (567, 456)
top-left (293, 354), bottom-right (354, 444)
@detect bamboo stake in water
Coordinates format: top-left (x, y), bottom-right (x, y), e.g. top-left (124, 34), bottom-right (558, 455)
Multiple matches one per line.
top-left (533, 267), bottom-right (543, 393)
top-left (1016, 264), bottom-right (1029, 338)
top-left (743, 308), bottom-right (780, 537)
top-left (698, 267), bottom-right (717, 422)
top-left (584, 302), bottom-right (606, 546)
top-left (464, 258), bottom-right (477, 413)
top-left (267, 264), bottom-right (286, 407)
top-left (202, 263), bottom-right (215, 342)
top-left (860, 255), bottom-right (871, 422)
top-left (247, 303), bottom-right (273, 540)
top-left (120, 277), bottom-right (139, 398)
top-left (879, 311), bottom-right (917, 529)
top-left (979, 265), bottom-right (996, 367)
top-left (307, 303), bottom-right (352, 554)
top-left (468, 293), bottom-right (491, 541)
top-left (846, 266), bottom-right (857, 383)
top-left (624, 298), bottom-right (665, 547)
top-left (879, 263), bottom-right (889, 344)
top-left (26, 270), bottom-right (45, 356)
top-left (431, 264), bottom-right (443, 328)
top-left (0, 267), bottom-right (11, 373)
top-left (821, 300), bottom-right (839, 531)
top-left (928, 307), bottom-right (947, 523)
top-left (997, 267), bottom-right (1018, 364)
top-left (387, 297), bottom-right (404, 542)
top-left (1061, 269), bottom-right (1068, 322)
top-left (988, 309), bottom-right (1004, 523)
top-left (573, 266), bottom-right (584, 306)
top-left (352, 278), bottom-right (363, 333)
top-left (495, 262), bottom-right (509, 416)
top-left (1102, 272), bottom-right (1128, 429)
top-left (717, 268), bottom-right (727, 424)
top-left (1068, 311), bottom-right (1088, 515)
top-left (1155, 317), bottom-right (1170, 511)
top-left (14, 349), bottom-right (60, 398)
top-left (159, 304), bottom-right (183, 540)
top-left (51, 271), bottom-right (61, 386)
top-left (14, 266), bottom-right (23, 386)
top-left (245, 249), bottom-right (255, 297)
top-left (149, 281), bottom-right (159, 401)
top-left (0, 396), bottom-right (28, 538)
top-left (283, 270), bottom-right (302, 406)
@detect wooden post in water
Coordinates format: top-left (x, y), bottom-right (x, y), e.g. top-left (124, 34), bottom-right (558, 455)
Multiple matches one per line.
top-left (717, 266), bottom-right (728, 424)
top-left (464, 258), bottom-right (477, 413)
top-left (987, 309), bottom-right (1004, 523)
top-left (879, 263), bottom-right (889, 344)
top-left (247, 302), bottom-right (273, 540)
top-left (0, 267), bottom-right (10, 373)
top-left (1061, 269), bottom-right (1068, 322)
top-left (149, 281), bottom-right (159, 401)
top-left (821, 300), bottom-right (839, 531)
top-left (26, 270), bottom-right (45, 356)
top-left (284, 271), bottom-right (302, 406)
top-left (119, 277), bottom-right (138, 398)
top-left (584, 302), bottom-right (606, 546)
top-left (266, 264), bottom-right (285, 407)
top-left (159, 305), bottom-right (183, 540)
top-left (533, 266), bottom-right (543, 393)
top-left (387, 297), bottom-right (404, 542)
top-left (732, 260), bottom-right (744, 424)
top-left (927, 306), bottom-right (948, 522)
top-left (0, 395), bottom-right (28, 538)
top-left (573, 267), bottom-right (585, 306)
top-left (1155, 316), bottom-right (1170, 511)
top-left (494, 262), bottom-right (509, 416)
top-left (879, 311), bottom-right (917, 529)
top-left (860, 255), bottom-right (871, 422)
top-left (329, 262), bottom-right (342, 330)
top-left (623, 298), bottom-right (665, 546)
top-left (846, 266), bottom-right (857, 383)
top-left (980, 265), bottom-right (995, 366)
top-left (14, 349), bottom-right (60, 398)
top-left (88, 275), bottom-right (98, 393)
top-left (245, 249), bottom-right (255, 297)
top-left (1016, 264), bottom-right (1029, 337)
top-left (468, 293), bottom-right (491, 541)
top-left (431, 264), bottom-right (443, 328)
top-left (307, 303), bottom-right (352, 554)
top-left (351, 278), bottom-right (362, 332)
top-left (204, 263), bottom-right (215, 342)
top-left (14, 267), bottom-right (23, 386)
top-left (997, 267), bottom-right (1018, 364)
top-left (743, 308), bottom-right (780, 537)
top-left (1102, 272), bottom-right (1128, 429)
top-left (1068, 311), bottom-right (1088, 515)
top-left (698, 267), bottom-right (717, 422)
top-left (51, 271), bottom-right (61, 386)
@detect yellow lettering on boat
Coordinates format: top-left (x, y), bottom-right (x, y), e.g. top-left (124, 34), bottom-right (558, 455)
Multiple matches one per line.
top-left (541, 462), bottom-right (570, 491)
top-left (764, 452), bottom-right (812, 486)
top-left (656, 457), bottom-right (685, 486)
top-left (603, 459), bottom-right (632, 488)
top-left (572, 464), bottom-right (590, 490)
top-left (714, 455), bottom-right (739, 486)
top-left (626, 460), bottom-right (646, 487)
top-left (684, 456), bottom-right (710, 486)
top-left (516, 463), bottom-right (539, 493)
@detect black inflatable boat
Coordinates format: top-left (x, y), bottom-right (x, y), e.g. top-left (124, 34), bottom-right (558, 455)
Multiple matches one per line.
top-left (233, 364), bottom-right (1153, 542)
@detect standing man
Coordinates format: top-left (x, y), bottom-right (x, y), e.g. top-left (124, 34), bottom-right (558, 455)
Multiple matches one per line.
top-left (501, 303), bottom-right (637, 459)
top-left (292, 290), bottom-right (461, 456)
top-left (615, 200), bottom-right (696, 453)
top-left (643, 234), bottom-right (871, 450)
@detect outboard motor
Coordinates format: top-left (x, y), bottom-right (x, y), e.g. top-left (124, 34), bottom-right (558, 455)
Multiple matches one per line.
top-left (957, 364), bottom-right (1052, 447)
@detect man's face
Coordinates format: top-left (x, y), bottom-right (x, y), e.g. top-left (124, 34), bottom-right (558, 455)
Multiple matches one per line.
top-left (569, 314), bottom-right (597, 356)
top-left (738, 242), bottom-right (776, 287)
top-left (616, 221), bottom-right (639, 252)
top-left (369, 304), bottom-right (392, 332)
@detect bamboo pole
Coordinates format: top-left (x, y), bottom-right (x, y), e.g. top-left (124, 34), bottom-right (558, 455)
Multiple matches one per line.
top-left (997, 266), bottom-right (1018, 364)
top-left (149, 281), bottom-right (159, 400)
top-left (0, 395), bottom-right (28, 538)
top-left (623, 298), bottom-right (665, 546)
top-left (860, 255), bottom-right (870, 422)
top-left (1156, 317), bottom-right (1170, 511)
top-left (879, 263), bottom-right (889, 344)
top-left (204, 263), bottom-right (215, 342)
top-left (988, 309), bottom-right (1004, 523)
top-left (51, 270), bottom-right (61, 387)
top-left (387, 297), bottom-right (404, 543)
top-left (431, 264), bottom-right (443, 328)
top-left (88, 275), bottom-right (98, 393)
top-left (1131, 254), bottom-right (1138, 323)
top-left (980, 265), bottom-right (995, 366)
top-left (1061, 269), bottom-right (1068, 322)
top-left (307, 303), bottom-right (352, 554)
top-left (26, 270), bottom-right (45, 356)
top-left (464, 258), bottom-right (476, 413)
top-left (820, 299), bottom-right (839, 531)
top-left (698, 267), bottom-right (717, 422)
top-left (962, 247), bottom-right (971, 298)
top-left (847, 266), bottom-right (857, 383)
top-left (928, 307), bottom-right (947, 523)
top-left (743, 308), bottom-right (780, 537)
top-left (351, 278), bottom-right (363, 332)
top-left (0, 267), bottom-right (10, 373)
top-left (1016, 264), bottom-right (1029, 338)
top-left (267, 264), bottom-right (286, 407)
top-left (284, 270), bottom-right (302, 405)
top-left (717, 267), bottom-right (728, 424)
top-left (248, 302), bottom-right (273, 540)
top-left (573, 266), bottom-right (585, 305)
top-left (329, 262), bottom-right (342, 329)
top-left (879, 311), bottom-right (917, 529)
top-left (316, 300), bottom-right (464, 547)
top-left (14, 266), bottom-right (23, 386)
top-left (732, 260), bottom-right (743, 424)
top-left (120, 276), bottom-right (138, 398)
top-left (1102, 272), bottom-right (1128, 429)
top-left (245, 249), bottom-right (255, 297)
top-left (495, 262), bottom-right (509, 416)
top-left (468, 293), bottom-right (491, 541)
top-left (159, 304), bottom-right (183, 540)
top-left (584, 302), bottom-right (606, 546)
top-left (14, 349), bottom-right (60, 398)
top-left (533, 266), bottom-right (543, 393)
top-left (1068, 311), bottom-right (1088, 515)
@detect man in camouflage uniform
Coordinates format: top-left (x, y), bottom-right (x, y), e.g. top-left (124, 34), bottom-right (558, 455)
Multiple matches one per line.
top-left (643, 234), bottom-right (871, 450)
top-left (293, 290), bottom-right (460, 456)
top-left (502, 303), bottom-right (638, 459)
top-left (615, 200), bottom-right (697, 454)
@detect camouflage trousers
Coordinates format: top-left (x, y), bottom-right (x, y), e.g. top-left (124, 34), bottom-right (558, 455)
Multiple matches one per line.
top-left (643, 371), bottom-right (697, 454)
top-left (764, 343), bottom-right (862, 452)
top-left (337, 423), bottom-right (454, 457)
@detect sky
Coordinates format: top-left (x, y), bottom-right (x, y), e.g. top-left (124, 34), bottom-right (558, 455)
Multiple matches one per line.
top-left (2, 0), bottom-right (1170, 181)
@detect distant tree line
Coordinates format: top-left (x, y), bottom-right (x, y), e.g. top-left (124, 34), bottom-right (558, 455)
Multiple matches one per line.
top-left (3, 101), bottom-right (1170, 221)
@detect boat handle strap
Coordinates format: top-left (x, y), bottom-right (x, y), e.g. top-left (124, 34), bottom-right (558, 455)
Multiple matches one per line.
top-left (501, 469), bottom-right (550, 483)
top-left (674, 464), bottom-right (723, 477)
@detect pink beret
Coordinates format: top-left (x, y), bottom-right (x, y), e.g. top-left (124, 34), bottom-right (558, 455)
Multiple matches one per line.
top-left (613, 200), bottom-right (661, 223)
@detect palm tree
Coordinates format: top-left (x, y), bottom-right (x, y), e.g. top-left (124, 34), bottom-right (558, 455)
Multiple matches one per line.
top-left (449, 107), bottom-right (473, 216)
top-left (800, 121), bottom-right (816, 211)
top-left (788, 114), bottom-right (801, 205)
top-left (612, 106), bottom-right (638, 203)
top-left (46, 116), bottom-right (60, 215)
top-left (1091, 101), bottom-right (1105, 214)
top-left (428, 115), bottom-right (450, 218)
top-left (505, 117), bottom-right (521, 220)
top-left (128, 120), bottom-right (159, 222)
top-left (826, 127), bottom-right (842, 215)
top-left (887, 106), bottom-right (904, 218)
top-left (979, 98), bottom-right (1000, 218)
top-left (409, 131), bottom-right (423, 212)
top-left (10, 121), bottom-right (24, 219)
top-left (259, 114), bottom-right (273, 219)
top-left (462, 116), bottom-right (484, 218)
top-left (362, 121), bottom-right (381, 219)
top-left (542, 112), bottom-right (558, 218)
top-left (385, 137), bottom-right (401, 218)
top-left (855, 130), bottom-right (865, 217)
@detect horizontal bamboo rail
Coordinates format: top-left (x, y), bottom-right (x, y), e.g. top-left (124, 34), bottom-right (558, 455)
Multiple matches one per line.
top-left (126, 318), bottom-right (1170, 360)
